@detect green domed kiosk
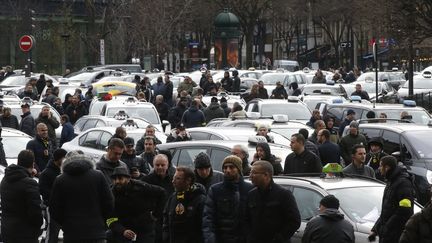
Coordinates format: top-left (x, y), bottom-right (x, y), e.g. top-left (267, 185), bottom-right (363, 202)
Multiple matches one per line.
top-left (214, 9), bottom-right (241, 69)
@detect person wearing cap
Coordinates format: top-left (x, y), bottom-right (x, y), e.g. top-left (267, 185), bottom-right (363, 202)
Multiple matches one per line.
top-left (26, 123), bottom-right (55, 173)
top-left (366, 137), bottom-right (388, 180)
top-left (194, 152), bottom-right (224, 192)
top-left (342, 144), bottom-right (375, 178)
top-left (246, 160), bottom-right (301, 243)
top-left (256, 125), bottom-right (274, 143)
top-left (271, 81), bottom-right (288, 99)
top-left (339, 109), bottom-right (356, 135)
top-left (302, 195), bottom-right (355, 243)
top-left (163, 167), bottom-right (207, 243)
top-left (39, 148), bottom-right (67, 243)
top-left (284, 133), bottom-right (322, 174)
top-left (108, 166), bottom-right (166, 243)
top-left (370, 156), bottom-right (414, 243)
top-left (19, 102), bottom-right (36, 137)
top-left (219, 97), bottom-right (231, 117)
top-left (204, 97), bottom-right (225, 123)
top-left (50, 152), bottom-right (114, 243)
top-left (203, 155), bottom-right (254, 243)
top-left (339, 121), bottom-right (368, 166)
top-left (96, 138), bottom-right (129, 186)
top-left (121, 137), bottom-right (151, 179)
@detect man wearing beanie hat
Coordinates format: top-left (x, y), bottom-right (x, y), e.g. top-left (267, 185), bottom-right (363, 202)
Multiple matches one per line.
top-left (204, 96), bottom-right (225, 123)
top-left (339, 120), bottom-right (367, 166)
top-left (302, 195), bottom-right (355, 243)
top-left (194, 152), bottom-right (224, 191)
top-left (203, 155), bottom-right (253, 243)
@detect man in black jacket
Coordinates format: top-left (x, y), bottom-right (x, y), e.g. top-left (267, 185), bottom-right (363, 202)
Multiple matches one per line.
top-left (50, 153), bottom-right (114, 243)
top-left (35, 105), bottom-right (60, 145)
top-left (194, 152), bottom-right (224, 192)
top-left (19, 103), bottom-right (36, 137)
top-left (247, 160), bottom-right (301, 243)
top-left (121, 137), bottom-right (151, 178)
top-left (109, 167), bottom-right (166, 243)
top-left (302, 195), bottom-right (355, 243)
top-left (163, 166), bottom-right (206, 243)
top-left (39, 148), bottom-right (67, 243)
top-left (26, 123), bottom-right (55, 173)
top-left (0, 150), bottom-right (43, 243)
top-left (369, 155), bottom-right (415, 243)
top-left (284, 133), bottom-right (322, 174)
top-left (96, 138), bottom-right (129, 186)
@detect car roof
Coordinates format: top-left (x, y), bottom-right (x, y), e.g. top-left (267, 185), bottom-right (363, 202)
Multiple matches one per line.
top-left (359, 123), bottom-right (432, 132)
top-left (273, 175), bottom-right (385, 190)
top-left (157, 140), bottom-right (288, 150)
top-left (1, 128), bottom-right (33, 138)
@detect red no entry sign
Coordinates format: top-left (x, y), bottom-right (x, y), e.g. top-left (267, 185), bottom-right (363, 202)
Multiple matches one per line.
top-left (19, 35), bottom-right (34, 52)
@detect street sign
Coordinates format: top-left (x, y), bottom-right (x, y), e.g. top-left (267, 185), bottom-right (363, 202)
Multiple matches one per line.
top-left (340, 41), bottom-right (352, 48)
top-left (19, 35), bottom-right (34, 52)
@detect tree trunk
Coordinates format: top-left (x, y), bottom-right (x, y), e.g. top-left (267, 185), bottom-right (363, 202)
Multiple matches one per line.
top-left (245, 29), bottom-right (254, 68)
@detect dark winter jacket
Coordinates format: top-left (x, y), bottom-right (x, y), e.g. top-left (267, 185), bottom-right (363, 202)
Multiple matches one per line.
top-left (60, 121), bottom-right (75, 146)
top-left (109, 179), bottom-right (166, 239)
top-left (0, 114), bottom-right (19, 129)
top-left (304, 140), bottom-right (320, 157)
top-left (168, 104), bottom-right (187, 128)
top-left (318, 140), bottom-right (341, 165)
top-left (135, 136), bottom-right (162, 155)
top-left (258, 88), bottom-right (269, 99)
top-left (204, 81), bottom-right (217, 95)
top-left (35, 114), bottom-right (60, 142)
top-left (351, 90), bottom-right (370, 100)
top-left (338, 118), bottom-right (352, 136)
top-left (156, 101), bottom-right (171, 121)
top-left (18, 90), bottom-right (37, 100)
top-left (195, 169), bottom-right (224, 192)
top-left (372, 166), bottom-right (415, 243)
top-left (164, 81), bottom-right (174, 106)
top-left (302, 209), bottom-right (355, 243)
top-left (50, 155), bottom-right (114, 242)
top-left (39, 161), bottom-right (61, 205)
top-left (153, 81), bottom-right (167, 98)
top-left (221, 77), bottom-right (233, 92)
top-left (181, 106), bottom-right (206, 128)
top-left (284, 149), bottom-right (323, 174)
top-left (140, 151), bottom-right (157, 167)
top-left (247, 181), bottom-right (301, 243)
top-left (400, 202), bottom-right (432, 243)
top-left (96, 155), bottom-right (129, 186)
top-left (26, 135), bottom-right (54, 172)
top-left (253, 142), bottom-right (283, 175)
top-left (166, 130), bottom-right (192, 143)
top-left (0, 164), bottom-right (43, 241)
top-left (163, 183), bottom-right (207, 243)
top-left (204, 102), bottom-right (226, 123)
top-left (232, 76), bottom-right (241, 92)
top-left (343, 163), bottom-right (376, 178)
top-left (271, 86), bottom-right (288, 99)
top-left (142, 172), bottom-right (175, 199)
top-left (65, 103), bottom-right (87, 125)
top-left (20, 111), bottom-right (35, 137)
top-left (202, 177), bottom-right (254, 243)
top-left (339, 133), bottom-right (368, 165)
top-left (220, 102), bottom-right (231, 117)
top-left (121, 152), bottom-right (151, 175)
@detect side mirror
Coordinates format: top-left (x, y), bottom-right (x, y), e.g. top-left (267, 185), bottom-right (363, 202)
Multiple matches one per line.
top-left (382, 90), bottom-right (388, 95)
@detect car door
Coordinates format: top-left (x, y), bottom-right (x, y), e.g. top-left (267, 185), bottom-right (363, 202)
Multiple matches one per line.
top-left (78, 130), bottom-right (104, 159)
top-left (381, 130), bottom-right (401, 155)
top-left (290, 186), bottom-right (325, 243)
top-left (209, 148), bottom-right (231, 171)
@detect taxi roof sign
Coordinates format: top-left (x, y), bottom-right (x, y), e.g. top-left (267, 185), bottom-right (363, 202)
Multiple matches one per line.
top-left (322, 163), bottom-right (343, 174)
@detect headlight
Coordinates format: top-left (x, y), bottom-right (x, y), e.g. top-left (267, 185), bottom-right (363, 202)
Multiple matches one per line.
top-left (426, 170), bottom-right (432, 184)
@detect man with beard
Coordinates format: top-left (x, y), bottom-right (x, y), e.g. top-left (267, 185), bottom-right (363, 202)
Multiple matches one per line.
top-left (65, 95), bottom-right (87, 125)
top-left (26, 123), bottom-right (55, 173)
top-left (203, 155), bottom-right (253, 243)
top-left (136, 125), bottom-right (162, 155)
top-left (121, 137), bottom-right (151, 178)
top-left (96, 138), bottom-right (129, 186)
top-left (108, 167), bottom-right (166, 243)
top-left (139, 136), bottom-right (158, 168)
top-left (163, 167), bottom-right (206, 243)
top-left (35, 105), bottom-right (60, 146)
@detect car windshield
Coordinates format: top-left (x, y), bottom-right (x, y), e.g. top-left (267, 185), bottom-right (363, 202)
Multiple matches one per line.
top-left (403, 77), bottom-right (432, 89)
top-left (260, 74), bottom-right (286, 85)
top-left (261, 104), bottom-right (311, 119)
top-left (68, 72), bottom-right (96, 82)
top-left (1, 76), bottom-right (27, 86)
top-left (374, 109), bottom-right (431, 125)
top-left (405, 131), bottom-right (432, 158)
top-left (329, 186), bottom-right (384, 227)
top-left (106, 107), bottom-right (160, 124)
top-left (98, 76), bottom-right (133, 82)
top-left (4, 136), bottom-right (31, 158)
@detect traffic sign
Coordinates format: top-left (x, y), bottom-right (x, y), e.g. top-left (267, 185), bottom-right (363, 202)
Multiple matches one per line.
top-left (19, 35), bottom-right (34, 52)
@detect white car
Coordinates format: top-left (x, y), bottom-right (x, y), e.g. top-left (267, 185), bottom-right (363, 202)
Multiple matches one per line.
top-left (2, 128), bottom-right (33, 165)
top-left (62, 126), bottom-right (167, 160)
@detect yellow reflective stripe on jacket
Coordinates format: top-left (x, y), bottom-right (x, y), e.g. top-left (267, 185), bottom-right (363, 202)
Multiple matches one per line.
top-left (106, 217), bottom-right (119, 227)
top-left (399, 199), bottom-right (412, 208)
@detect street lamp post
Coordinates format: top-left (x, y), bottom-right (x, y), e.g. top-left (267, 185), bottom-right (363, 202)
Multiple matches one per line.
top-left (61, 33), bottom-right (70, 74)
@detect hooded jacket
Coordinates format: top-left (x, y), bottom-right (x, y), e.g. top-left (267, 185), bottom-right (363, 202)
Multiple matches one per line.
top-left (0, 164), bottom-right (43, 240)
top-left (96, 155), bottom-right (129, 186)
top-left (163, 183), bottom-right (207, 243)
top-left (181, 106), bottom-right (206, 128)
top-left (49, 155), bottom-right (114, 241)
top-left (253, 143), bottom-right (283, 175)
top-left (195, 169), bottom-right (224, 192)
top-left (400, 202), bottom-right (432, 243)
top-left (302, 209), bottom-right (355, 243)
top-left (20, 111), bottom-right (35, 137)
top-left (204, 102), bottom-right (226, 123)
